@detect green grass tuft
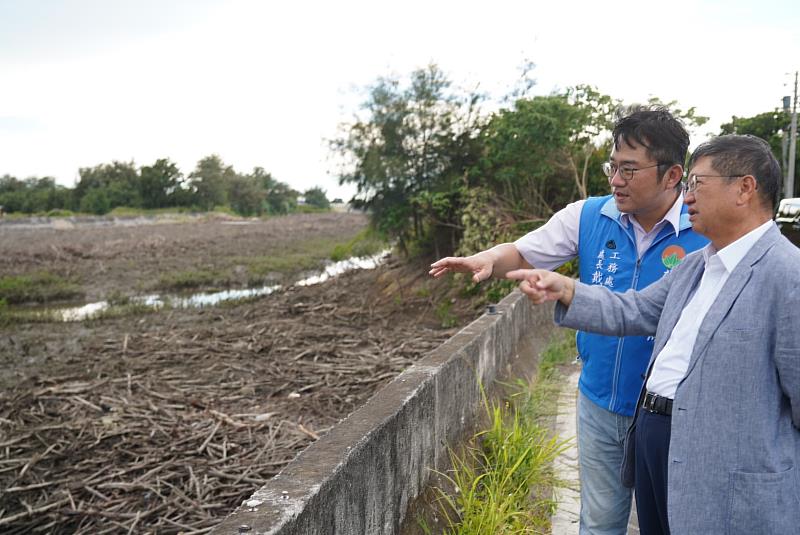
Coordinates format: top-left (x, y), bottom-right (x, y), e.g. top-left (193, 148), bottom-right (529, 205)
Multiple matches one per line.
top-left (155, 269), bottom-right (219, 291)
top-left (427, 329), bottom-right (576, 534)
top-left (0, 272), bottom-right (83, 304)
top-left (329, 228), bottom-right (388, 262)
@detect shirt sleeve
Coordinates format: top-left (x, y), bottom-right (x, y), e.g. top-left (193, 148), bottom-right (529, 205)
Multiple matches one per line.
top-left (513, 199), bottom-right (585, 271)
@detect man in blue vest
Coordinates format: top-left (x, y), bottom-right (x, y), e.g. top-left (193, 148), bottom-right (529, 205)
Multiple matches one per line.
top-left (429, 107), bottom-right (708, 534)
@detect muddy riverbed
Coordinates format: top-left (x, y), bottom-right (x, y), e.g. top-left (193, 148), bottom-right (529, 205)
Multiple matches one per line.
top-left (0, 213), bottom-right (479, 533)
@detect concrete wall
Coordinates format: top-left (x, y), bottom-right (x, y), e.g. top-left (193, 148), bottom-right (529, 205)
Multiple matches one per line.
top-left (211, 291), bottom-right (555, 535)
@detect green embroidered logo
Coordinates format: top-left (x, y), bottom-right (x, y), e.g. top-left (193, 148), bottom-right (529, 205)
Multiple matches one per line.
top-left (661, 245), bottom-right (686, 269)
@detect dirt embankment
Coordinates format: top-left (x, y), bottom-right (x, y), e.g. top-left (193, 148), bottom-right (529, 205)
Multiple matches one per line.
top-left (0, 213), bottom-right (480, 534)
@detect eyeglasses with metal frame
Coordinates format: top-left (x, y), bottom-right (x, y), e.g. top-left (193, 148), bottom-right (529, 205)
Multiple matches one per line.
top-left (601, 161), bottom-right (664, 183)
top-left (682, 173), bottom-right (747, 193)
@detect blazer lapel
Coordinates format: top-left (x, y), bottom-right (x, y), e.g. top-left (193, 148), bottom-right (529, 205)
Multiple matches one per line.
top-left (682, 226), bottom-right (781, 377)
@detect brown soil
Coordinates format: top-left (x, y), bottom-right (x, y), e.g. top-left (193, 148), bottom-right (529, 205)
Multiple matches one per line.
top-left (0, 213), bottom-right (481, 534)
top-left (0, 212), bottom-right (369, 302)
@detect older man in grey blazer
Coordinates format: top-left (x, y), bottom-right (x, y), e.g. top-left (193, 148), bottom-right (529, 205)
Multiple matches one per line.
top-left (507, 134), bottom-right (800, 535)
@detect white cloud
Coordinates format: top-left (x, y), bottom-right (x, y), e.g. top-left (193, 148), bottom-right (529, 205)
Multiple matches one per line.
top-left (1, 0), bottom-right (798, 199)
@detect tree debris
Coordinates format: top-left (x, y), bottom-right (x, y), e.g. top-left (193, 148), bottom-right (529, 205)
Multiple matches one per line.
top-left (1, 261), bottom-right (466, 533)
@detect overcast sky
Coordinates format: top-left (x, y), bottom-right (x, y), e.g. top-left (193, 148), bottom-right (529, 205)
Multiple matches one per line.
top-left (1, 0), bottom-right (798, 201)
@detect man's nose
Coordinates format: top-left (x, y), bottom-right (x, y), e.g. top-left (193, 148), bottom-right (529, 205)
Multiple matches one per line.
top-left (609, 172), bottom-right (627, 187)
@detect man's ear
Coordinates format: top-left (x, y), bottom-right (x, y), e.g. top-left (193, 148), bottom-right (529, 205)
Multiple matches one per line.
top-left (663, 164), bottom-right (684, 190)
top-left (737, 175), bottom-right (758, 205)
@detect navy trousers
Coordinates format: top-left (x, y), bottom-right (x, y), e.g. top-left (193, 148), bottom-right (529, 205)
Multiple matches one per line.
top-left (634, 409), bottom-right (671, 535)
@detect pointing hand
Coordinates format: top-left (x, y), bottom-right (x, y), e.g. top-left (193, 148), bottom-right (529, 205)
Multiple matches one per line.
top-left (505, 269), bottom-right (574, 306)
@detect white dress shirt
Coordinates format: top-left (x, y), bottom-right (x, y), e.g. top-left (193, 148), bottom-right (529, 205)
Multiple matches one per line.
top-left (624, 195), bottom-right (684, 256)
top-left (514, 193), bottom-right (684, 270)
top-left (645, 219), bottom-right (775, 399)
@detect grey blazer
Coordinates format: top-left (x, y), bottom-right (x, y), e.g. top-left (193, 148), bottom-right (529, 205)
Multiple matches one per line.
top-left (555, 224), bottom-right (800, 535)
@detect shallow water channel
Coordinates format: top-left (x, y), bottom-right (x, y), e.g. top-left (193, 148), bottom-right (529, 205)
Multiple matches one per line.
top-left (43, 250), bottom-right (391, 322)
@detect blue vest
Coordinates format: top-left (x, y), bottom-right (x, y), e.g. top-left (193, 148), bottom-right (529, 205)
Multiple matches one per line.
top-left (576, 195), bottom-right (708, 416)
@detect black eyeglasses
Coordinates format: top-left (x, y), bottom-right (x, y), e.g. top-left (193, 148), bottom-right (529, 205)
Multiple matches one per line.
top-left (683, 174), bottom-right (747, 193)
top-left (602, 161), bottom-right (664, 182)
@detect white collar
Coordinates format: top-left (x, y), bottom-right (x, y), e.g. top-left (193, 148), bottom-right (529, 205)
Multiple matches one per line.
top-left (702, 220), bottom-right (774, 273)
top-left (620, 191), bottom-right (684, 237)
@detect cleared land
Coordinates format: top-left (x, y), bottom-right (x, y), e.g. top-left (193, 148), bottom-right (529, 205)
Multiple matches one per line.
top-left (0, 213), bottom-right (476, 534)
top-left (0, 212), bottom-right (377, 303)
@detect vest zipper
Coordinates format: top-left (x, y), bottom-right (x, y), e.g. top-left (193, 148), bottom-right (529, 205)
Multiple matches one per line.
top-left (609, 225), bottom-right (682, 413)
top-left (608, 219), bottom-right (637, 411)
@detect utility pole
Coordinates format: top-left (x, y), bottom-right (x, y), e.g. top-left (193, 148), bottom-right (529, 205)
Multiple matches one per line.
top-left (782, 96), bottom-right (790, 172)
top-left (786, 71), bottom-right (798, 199)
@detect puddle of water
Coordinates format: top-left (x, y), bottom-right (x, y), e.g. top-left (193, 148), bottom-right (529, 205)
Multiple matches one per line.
top-left (59, 301), bottom-right (111, 322)
top-left (47, 250), bottom-right (390, 322)
top-left (131, 285), bottom-right (282, 312)
top-left (295, 253), bottom-right (390, 286)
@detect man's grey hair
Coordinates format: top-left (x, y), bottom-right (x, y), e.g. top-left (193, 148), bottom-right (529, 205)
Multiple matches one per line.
top-left (688, 134), bottom-right (781, 210)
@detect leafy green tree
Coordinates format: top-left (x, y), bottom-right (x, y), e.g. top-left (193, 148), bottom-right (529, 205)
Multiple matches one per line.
top-left (189, 155), bottom-right (230, 210)
top-left (250, 167), bottom-right (275, 191)
top-left (332, 64), bottom-right (484, 255)
top-left (0, 174), bottom-right (23, 194)
top-left (80, 188), bottom-right (111, 215)
top-left (720, 110), bottom-right (798, 197)
top-left (265, 181), bottom-right (298, 214)
top-left (0, 175), bottom-right (25, 213)
top-left (243, 167), bottom-right (298, 214)
top-left (461, 90), bottom-right (707, 254)
top-left (227, 170), bottom-right (266, 216)
top-left (0, 175), bottom-right (71, 213)
top-left (475, 94), bottom-right (588, 220)
top-left (303, 186), bottom-right (330, 209)
top-left (25, 178), bottom-right (69, 213)
top-left (75, 161), bottom-right (141, 210)
top-left (0, 175), bottom-right (26, 212)
top-left (721, 110), bottom-right (787, 147)
top-left (140, 158), bottom-right (183, 209)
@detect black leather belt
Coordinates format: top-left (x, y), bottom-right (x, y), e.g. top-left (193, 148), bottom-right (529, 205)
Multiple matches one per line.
top-left (642, 391), bottom-right (673, 416)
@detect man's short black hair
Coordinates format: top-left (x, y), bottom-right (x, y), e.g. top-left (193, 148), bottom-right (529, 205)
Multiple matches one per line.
top-left (612, 105), bottom-right (690, 182)
top-left (688, 134), bottom-right (781, 211)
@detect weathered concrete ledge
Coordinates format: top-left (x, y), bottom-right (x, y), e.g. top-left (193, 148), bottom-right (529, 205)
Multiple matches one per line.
top-left (212, 291), bottom-right (555, 535)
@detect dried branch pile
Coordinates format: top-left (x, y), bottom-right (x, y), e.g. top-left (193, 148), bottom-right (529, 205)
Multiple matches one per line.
top-left (1, 265), bottom-right (462, 533)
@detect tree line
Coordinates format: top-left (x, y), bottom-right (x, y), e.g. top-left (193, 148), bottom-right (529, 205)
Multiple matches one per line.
top-left (331, 64), bottom-right (799, 259)
top-left (0, 155), bottom-right (333, 216)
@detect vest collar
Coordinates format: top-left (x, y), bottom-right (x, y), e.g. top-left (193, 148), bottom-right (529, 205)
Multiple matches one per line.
top-left (599, 195), bottom-right (692, 234)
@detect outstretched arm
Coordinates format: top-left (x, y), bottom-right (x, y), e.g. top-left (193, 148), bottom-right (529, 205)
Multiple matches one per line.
top-left (507, 268), bottom-right (672, 338)
top-left (431, 200), bottom-right (585, 282)
top-left (429, 243), bottom-right (532, 283)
